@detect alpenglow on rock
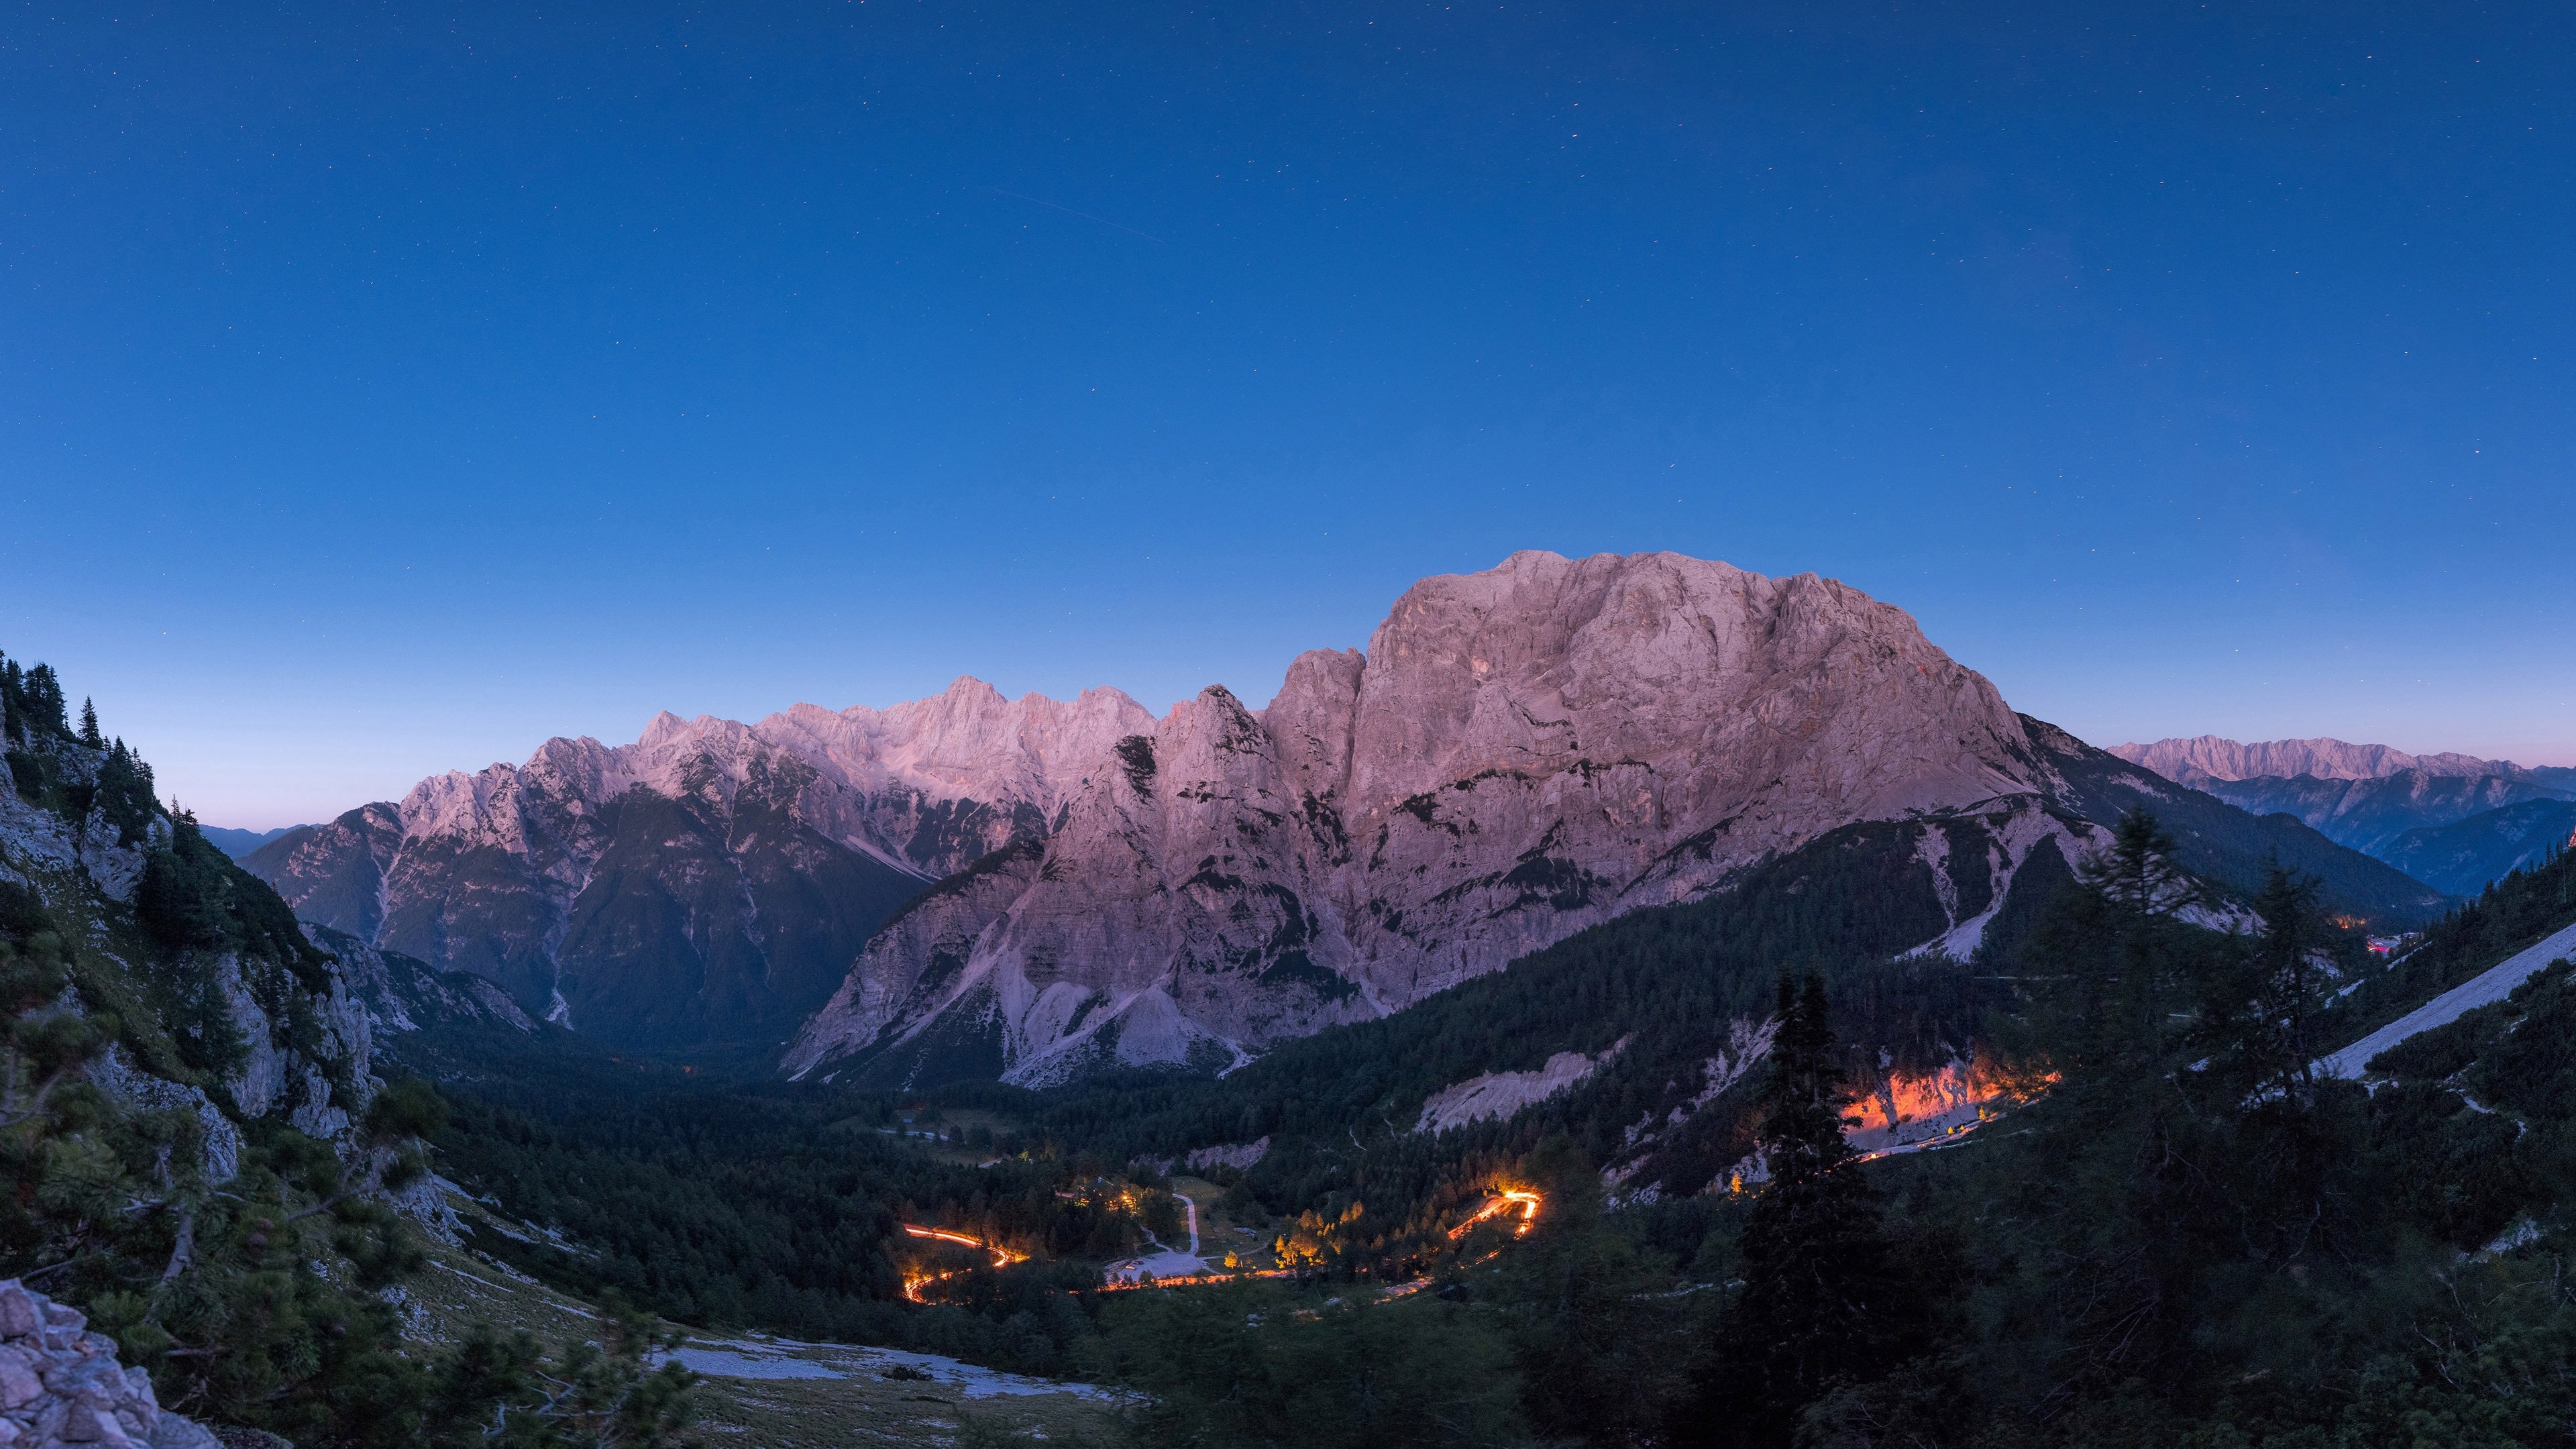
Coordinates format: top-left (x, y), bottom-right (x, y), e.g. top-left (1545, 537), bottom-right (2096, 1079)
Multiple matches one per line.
top-left (250, 550), bottom-right (2445, 1072)
top-left (784, 550), bottom-right (2053, 1085)
top-left (2107, 735), bottom-right (2522, 784)
top-left (246, 683), bottom-right (1154, 1048)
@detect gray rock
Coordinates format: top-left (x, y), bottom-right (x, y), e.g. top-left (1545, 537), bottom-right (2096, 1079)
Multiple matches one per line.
top-left (0, 1281), bottom-right (217, 1449)
top-left (0, 1346), bottom-right (40, 1408)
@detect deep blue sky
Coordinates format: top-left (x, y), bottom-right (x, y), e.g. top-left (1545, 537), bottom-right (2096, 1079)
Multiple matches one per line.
top-left (6, 2), bottom-right (2572, 827)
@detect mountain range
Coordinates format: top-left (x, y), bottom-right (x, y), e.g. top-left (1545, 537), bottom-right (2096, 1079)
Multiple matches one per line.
top-left (239, 551), bottom-right (2442, 1081)
top-left (2112, 735), bottom-right (2576, 894)
top-left (199, 822), bottom-right (306, 859)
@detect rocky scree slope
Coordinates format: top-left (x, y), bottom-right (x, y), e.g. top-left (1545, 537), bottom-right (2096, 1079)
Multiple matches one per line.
top-left (245, 683), bottom-right (1153, 1049)
top-left (787, 551), bottom-right (2442, 1089)
top-left (1022, 767), bottom-right (2438, 1212)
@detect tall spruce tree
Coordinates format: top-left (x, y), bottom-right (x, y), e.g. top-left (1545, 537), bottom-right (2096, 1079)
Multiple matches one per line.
top-left (78, 697), bottom-right (101, 747)
top-left (1680, 974), bottom-right (1919, 1447)
top-left (2082, 809), bottom-right (2196, 1077)
top-left (19, 663), bottom-right (66, 738)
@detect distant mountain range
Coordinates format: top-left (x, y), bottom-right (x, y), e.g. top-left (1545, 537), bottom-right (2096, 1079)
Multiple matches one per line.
top-left (2112, 736), bottom-right (2576, 895)
top-left (200, 823), bottom-right (307, 859)
top-left (240, 551), bottom-right (2442, 1081)
top-left (2108, 735), bottom-right (2522, 783)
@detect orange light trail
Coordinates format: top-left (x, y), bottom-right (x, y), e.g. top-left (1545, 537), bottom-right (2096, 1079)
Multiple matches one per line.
top-left (900, 1224), bottom-right (1026, 1267)
top-left (1446, 1189), bottom-right (1542, 1240)
top-left (898, 1224), bottom-right (1027, 1302)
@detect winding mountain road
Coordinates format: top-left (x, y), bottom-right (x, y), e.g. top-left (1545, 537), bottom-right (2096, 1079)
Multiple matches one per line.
top-left (2316, 919), bottom-right (2576, 1081)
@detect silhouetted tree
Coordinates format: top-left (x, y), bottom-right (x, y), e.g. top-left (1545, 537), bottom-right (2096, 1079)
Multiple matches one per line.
top-left (19, 663), bottom-right (66, 738)
top-left (1679, 975), bottom-right (1920, 1446)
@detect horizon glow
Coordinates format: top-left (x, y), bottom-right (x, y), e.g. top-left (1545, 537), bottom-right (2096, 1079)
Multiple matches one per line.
top-left (4, 4), bottom-right (2570, 828)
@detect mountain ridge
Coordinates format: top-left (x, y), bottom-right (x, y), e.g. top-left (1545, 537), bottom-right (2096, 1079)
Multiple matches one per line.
top-left (244, 678), bottom-right (1157, 1044)
top-left (2111, 733), bottom-right (2576, 892)
top-left (239, 551), bottom-right (2445, 1077)
top-left (2109, 734), bottom-right (2526, 783)
top-left (785, 553), bottom-right (2443, 1087)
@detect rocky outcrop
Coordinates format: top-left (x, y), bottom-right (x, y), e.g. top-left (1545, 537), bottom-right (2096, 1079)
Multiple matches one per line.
top-left (244, 682), bottom-right (1155, 1048)
top-left (1184, 1138), bottom-right (1271, 1172)
top-left (0, 1280), bottom-right (221, 1449)
top-left (0, 736), bottom-right (380, 1447)
top-left (1, 748), bottom-right (378, 1185)
top-left (788, 551), bottom-right (2051, 1085)
top-left (315, 925), bottom-right (538, 1040)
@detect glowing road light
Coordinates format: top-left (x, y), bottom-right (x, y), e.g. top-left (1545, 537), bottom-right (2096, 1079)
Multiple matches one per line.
top-left (901, 1224), bottom-right (1026, 1265)
top-left (1446, 1189), bottom-right (1543, 1240)
top-left (898, 1224), bottom-right (1027, 1301)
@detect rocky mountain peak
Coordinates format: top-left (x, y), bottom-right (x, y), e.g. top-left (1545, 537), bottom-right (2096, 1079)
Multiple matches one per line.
top-left (786, 550), bottom-right (2054, 1085)
top-left (1336, 551), bottom-right (2033, 818)
top-left (237, 549), bottom-right (2440, 1069)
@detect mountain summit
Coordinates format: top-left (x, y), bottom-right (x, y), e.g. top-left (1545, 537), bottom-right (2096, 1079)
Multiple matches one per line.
top-left (786, 549), bottom-right (2050, 1083)
top-left (246, 551), bottom-right (2440, 1066)
top-left (782, 552), bottom-right (2440, 1085)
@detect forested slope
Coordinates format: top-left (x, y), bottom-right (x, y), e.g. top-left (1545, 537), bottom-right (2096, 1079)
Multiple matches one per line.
top-left (1, 649), bottom-right (695, 1447)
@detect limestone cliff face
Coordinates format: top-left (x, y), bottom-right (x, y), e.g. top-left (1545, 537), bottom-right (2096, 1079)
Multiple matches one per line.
top-left (244, 681), bottom-right (1153, 1047)
top-left (786, 551), bottom-right (2049, 1085)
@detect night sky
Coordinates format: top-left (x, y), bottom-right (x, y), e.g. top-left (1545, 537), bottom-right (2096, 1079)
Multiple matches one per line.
top-left (5, 3), bottom-right (2571, 827)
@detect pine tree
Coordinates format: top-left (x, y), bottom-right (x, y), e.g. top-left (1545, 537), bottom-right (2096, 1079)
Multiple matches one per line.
top-left (78, 697), bottom-right (101, 748)
top-left (2188, 865), bottom-right (2328, 1106)
top-left (1678, 975), bottom-right (1920, 1447)
top-left (19, 663), bottom-right (66, 738)
top-left (2086, 809), bottom-right (2196, 1071)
